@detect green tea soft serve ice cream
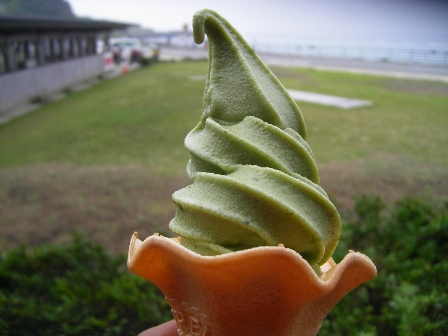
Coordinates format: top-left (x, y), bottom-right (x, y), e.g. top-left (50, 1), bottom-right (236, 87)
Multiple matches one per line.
top-left (169, 9), bottom-right (340, 271)
top-left (128, 9), bottom-right (376, 336)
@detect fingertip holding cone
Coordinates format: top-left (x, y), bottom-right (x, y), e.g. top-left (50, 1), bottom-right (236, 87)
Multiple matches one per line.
top-left (128, 233), bottom-right (376, 336)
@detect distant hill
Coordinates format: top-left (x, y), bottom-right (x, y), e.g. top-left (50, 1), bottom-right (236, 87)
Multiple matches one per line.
top-left (0, 0), bottom-right (76, 19)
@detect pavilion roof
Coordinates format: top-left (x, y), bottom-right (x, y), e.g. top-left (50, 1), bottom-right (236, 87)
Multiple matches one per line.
top-left (0, 15), bottom-right (133, 34)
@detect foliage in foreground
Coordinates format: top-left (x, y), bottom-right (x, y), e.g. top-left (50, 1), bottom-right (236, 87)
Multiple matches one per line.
top-left (0, 235), bottom-right (171, 336)
top-left (0, 196), bottom-right (447, 335)
top-left (321, 196), bottom-right (448, 336)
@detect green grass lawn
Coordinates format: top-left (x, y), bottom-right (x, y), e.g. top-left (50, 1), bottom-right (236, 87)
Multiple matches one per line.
top-left (272, 66), bottom-right (448, 166)
top-left (0, 61), bottom-right (447, 252)
top-left (0, 62), bottom-right (207, 175)
top-left (1, 62), bottom-right (447, 170)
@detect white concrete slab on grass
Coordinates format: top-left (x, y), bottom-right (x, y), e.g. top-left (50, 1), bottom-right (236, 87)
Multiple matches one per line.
top-left (188, 75), bottom-right (372, 109)
top-left (287, 89), bottom-right (372, 109)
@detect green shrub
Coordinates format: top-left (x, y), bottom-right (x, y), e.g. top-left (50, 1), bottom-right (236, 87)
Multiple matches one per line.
top-left (322, 196), bottom-right (448, 336)
top-left (0, 235), bottom-right (172, 336)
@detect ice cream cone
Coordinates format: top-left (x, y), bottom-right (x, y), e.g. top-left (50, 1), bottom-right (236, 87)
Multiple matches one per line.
top-left (128, 9), bottom-right (377, 335)
top-left (128, 233), bottom-right (376, 336)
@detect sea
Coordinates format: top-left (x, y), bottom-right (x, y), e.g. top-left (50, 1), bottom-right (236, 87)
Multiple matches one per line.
top-left (247, 32), bottom-right (448, 66)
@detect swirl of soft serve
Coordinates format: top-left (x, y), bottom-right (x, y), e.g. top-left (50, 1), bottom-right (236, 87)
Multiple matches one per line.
top-left (169, 9), bottom-right (340, 271)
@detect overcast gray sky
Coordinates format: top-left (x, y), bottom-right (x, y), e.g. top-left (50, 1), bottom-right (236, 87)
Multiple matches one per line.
top-left (68, 0), bottom-right (448, 46)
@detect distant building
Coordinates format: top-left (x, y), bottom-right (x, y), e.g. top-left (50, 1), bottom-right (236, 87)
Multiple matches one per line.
top-left (143, 31), bottom-right (195, 48)
top-left (139, 24), bottom-right (204, 48)
top-left (0, 15), bottom-right (131, 114)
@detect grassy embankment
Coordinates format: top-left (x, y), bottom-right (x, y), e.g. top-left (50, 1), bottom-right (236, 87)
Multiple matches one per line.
top-left (0, 61), bottom-right (447, 253)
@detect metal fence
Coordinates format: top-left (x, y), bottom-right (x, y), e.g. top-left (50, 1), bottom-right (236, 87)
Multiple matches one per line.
top-left (253, 43), bottom-right (448, 66)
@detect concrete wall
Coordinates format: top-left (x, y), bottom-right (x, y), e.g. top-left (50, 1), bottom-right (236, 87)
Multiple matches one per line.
top-left (0, 55), bottom-right (104, 113)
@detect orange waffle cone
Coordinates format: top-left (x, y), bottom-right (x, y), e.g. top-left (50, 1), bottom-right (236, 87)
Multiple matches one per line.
top-left (128, 233), bottom-right (376, 336)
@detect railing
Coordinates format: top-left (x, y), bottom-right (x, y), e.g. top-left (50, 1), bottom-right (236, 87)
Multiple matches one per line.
top-left (252, 43), bottom-right (448, 66)
top-left (0, 54), bottom-right (104, 114)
